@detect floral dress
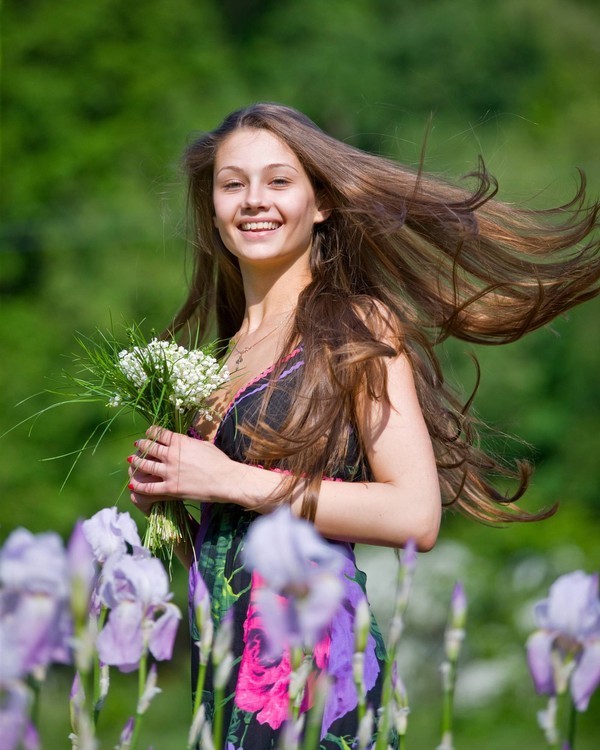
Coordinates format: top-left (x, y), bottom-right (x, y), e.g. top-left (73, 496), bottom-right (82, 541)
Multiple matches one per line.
top-left (189, 346), bottom-right (390, 749)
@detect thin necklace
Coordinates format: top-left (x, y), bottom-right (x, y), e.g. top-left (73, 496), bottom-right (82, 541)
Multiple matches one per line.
top-left (231, 315), bottom-right (289, 370)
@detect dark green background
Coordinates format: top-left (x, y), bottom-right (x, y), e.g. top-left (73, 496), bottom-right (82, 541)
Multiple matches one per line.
top-left (1, 1), bottom-right (599, 747)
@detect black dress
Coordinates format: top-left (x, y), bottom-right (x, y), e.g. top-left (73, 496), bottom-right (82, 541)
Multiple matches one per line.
top-left (189, 346), bottom-right (389, 749)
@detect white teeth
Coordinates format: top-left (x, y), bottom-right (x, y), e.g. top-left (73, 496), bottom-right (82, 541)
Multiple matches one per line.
top-left (240, 221), bottom-right (280, 231)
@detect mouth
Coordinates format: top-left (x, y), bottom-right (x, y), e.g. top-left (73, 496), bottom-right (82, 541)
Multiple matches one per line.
top-left (238, 221), bottom-right (282, 232)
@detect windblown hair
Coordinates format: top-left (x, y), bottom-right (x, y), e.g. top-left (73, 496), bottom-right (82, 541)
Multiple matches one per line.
top-left (172, 103), bottom-right (600, 525)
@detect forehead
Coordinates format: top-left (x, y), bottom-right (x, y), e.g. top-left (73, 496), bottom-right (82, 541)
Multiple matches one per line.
top-left (214, 128), bottom-right (304, 173)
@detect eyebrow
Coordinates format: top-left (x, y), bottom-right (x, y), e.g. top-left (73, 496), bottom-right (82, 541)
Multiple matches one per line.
top-left (215, 162), bottom-right (299, 176)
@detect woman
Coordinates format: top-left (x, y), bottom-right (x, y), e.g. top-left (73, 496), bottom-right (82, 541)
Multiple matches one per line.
top-left (126, 103), bottom-right (599, 748)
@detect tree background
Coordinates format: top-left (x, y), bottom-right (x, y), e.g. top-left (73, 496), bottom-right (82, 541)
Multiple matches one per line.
top-left (1, 0), bottom-right (599, 747)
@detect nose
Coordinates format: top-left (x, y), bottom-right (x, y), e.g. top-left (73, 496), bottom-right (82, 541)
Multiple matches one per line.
top-left (242, 181), bottom-right (270, 210)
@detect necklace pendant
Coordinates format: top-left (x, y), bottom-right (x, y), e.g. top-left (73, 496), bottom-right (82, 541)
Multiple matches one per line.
top-left (235, 353), bottom-right (244, 367)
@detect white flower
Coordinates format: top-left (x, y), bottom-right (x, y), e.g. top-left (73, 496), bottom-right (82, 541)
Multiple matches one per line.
top-left (113, 340), bottom-right (229, 413)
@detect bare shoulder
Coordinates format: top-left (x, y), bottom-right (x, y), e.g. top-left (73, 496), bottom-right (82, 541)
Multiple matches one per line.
top-left (351, 296), bottom-right (404, 351)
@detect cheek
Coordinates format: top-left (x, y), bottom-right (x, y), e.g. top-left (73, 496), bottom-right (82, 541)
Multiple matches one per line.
top-left (212, 206), bottom-right (231, 236)
top-left (212, 195), bottom-right (230, 228)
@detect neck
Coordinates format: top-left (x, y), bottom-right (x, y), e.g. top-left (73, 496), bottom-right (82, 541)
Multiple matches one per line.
top-left (239, 259), bottom-right (311, 333)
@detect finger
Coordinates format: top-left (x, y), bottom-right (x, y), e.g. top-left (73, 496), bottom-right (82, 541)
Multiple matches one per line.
top-left (134, 438), bottom-right (169, 461)
top-left (146, 425), bottom-right (175, 445)
top-left (128, 466), bottom-right (156, 482)
top-left (128, 476), bottom-right (165, 495)
top-left (128, 455), bottom-right (167, 479)
top-left (130, 492), bottom-right (155, 516)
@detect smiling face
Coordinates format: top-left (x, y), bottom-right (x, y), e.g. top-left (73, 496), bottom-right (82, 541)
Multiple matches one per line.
top-left (212, 128), bottom-right (328, 273)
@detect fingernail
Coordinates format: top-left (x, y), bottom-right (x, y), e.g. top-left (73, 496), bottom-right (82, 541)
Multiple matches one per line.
top-left (128, 483), bottom-right (134, 490)
top-left (134, 440), bottom-right (139, 447)
top-left (127, 456), bottom-right (133, 464)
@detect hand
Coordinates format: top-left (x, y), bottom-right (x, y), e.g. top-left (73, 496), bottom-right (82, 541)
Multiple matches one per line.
top-left (127, 425), bottom-right (238, 504)
top-left (128, 459), bottom-right (169, 516)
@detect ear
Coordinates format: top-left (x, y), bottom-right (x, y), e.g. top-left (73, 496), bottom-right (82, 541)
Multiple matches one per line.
top-left (314, 194), bottom-right (331, 225)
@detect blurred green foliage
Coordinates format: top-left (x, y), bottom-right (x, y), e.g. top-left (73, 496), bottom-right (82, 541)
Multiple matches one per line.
top-left (1, 0), bottom-right (599, 747)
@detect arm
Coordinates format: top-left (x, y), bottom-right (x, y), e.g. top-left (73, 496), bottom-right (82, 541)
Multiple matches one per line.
top-left (128, 352), bottom-right (441, 551)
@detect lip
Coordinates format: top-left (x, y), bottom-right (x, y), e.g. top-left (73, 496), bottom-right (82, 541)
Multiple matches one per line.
top-left (237, 219), bottom-right (283, 240)
top-left (237, 220), bottom-right (282, 237)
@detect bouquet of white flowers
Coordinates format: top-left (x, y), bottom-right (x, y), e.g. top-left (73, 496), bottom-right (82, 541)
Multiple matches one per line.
top-left (64, 324), bottom-right (229, 559)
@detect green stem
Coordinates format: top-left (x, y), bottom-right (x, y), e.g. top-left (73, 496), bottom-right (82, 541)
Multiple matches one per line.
top-left (353, 652), bottom-right (366, 726)
top-left (85, 667), bottom-right (95, 728)
top-left (547, 693), bottom-right (564, 750)
top-left (29, 675), bottom-right (42, 730)
top-left (357, 693), bottom-right (366, 726)
top-left (566, 698), bottom-right (577, 750)
top-left (373, 657), bottom-right (394, 750)
top-left (289, 647), bottom-right (304, 723)
top-left (399, 732), bottom-right (407, 750)
top-left (92, 661), bottom-right (103, 726)
top-left (129, 650), bottom-right (148, 750)
top-left (301, 677), bottom-right (329, 750)
top-left (187, 659), bottom-right (208, 750)
top-left (440, 660), bottom-right (456, 747)
top-left (213, 685), bottom-right (225, 750)
top-left (192, 661), bottom-right (208, 718)
top-left (93, 608), bottom-right (108, 726)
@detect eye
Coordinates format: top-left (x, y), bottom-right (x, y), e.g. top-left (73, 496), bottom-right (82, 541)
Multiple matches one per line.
top-left (271, 177), bottom-right (291, 187)
top-left (221, 180), bottom-right (244, 191)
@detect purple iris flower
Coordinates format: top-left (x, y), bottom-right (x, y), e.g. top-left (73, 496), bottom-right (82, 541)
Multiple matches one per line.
top-left (0, 683), bottom-right (31, 750)
top-left (96, 553), bottom-right (181, 672)
top-left (189, 565), bottom-right (213, 664)
top-left (241, 507), bottom-right (344, 654)
top-left (190, 565), bottom-right (211, 627)
top-left (450, 582), bottom-right (467, 629)
top-left (526, 570), bottom-right (600, 711)
top-left (444, 581), bottom-right (467, 662)
top-left (401, 538), bottom-right (418, 572)
top-left (117, 717), bottom-right (135, 749)
top-left (0, 528), bottom-right (70, 599)
top-left (67, 520), bottom-right (97, 621)
top-left (82, 507), bottom-right (142, 564)
top-left (0, 528), bottom-right (72, 680)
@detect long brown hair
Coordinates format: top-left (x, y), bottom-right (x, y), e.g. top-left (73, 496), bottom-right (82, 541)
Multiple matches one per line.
top-left (173, 103), bottom-right (600, 525)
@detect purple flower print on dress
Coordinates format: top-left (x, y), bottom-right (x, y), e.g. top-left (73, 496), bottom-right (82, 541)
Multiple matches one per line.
top-left (319, 548), bottom-right (380, 737)
top-left (527, 570), bottom-right (600, 711)
top-left (241, 507), bottom-right (344, 654)
top-left (96, 553), bottom-right (181, 672)
top-left (82, 507), bottom-right (142, 564)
